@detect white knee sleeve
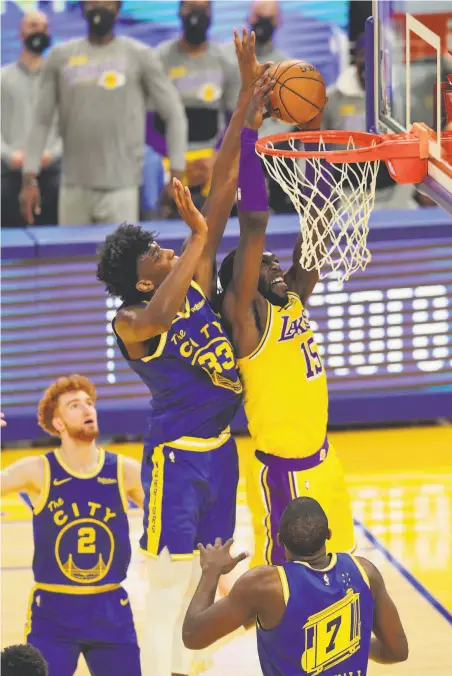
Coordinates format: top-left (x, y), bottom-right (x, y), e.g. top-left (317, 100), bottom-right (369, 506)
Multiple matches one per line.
top-left (140, 549), bottom-right (193, 676)
top-left (171, 557), bottom-right (202, 675)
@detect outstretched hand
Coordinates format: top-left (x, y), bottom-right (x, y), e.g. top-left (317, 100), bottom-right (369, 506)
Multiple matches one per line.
top-left (172, 178), bottom-right (208, 239)
top-left (198, 538), bottom-right (249, 576)
top-left (245, 73), bottom-right (274, 130)
top-left (233, 26), bottom-right (272, 91)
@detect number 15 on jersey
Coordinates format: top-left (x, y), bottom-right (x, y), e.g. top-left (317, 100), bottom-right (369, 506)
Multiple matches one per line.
top-left (301, 337), bottom-right (324, 380)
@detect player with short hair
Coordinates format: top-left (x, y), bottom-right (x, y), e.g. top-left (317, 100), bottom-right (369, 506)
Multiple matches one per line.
top-left (182, 497), bottom-right (408, 675)
top-left (96, 29), bottom-right (271, 676)
top-left (1, 644), bottom-right (48, 676)
top-left (214, 122), bottom-right (355, 567)
top-left (1, 375), bottom-right (143, 676)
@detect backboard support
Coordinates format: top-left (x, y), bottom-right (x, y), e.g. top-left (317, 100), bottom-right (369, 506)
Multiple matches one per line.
top-left (369, 0), bottom-right (452, 212)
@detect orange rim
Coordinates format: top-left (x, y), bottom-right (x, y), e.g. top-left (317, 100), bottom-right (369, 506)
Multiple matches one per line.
top-left (255, 125), bottom-right (431, 164)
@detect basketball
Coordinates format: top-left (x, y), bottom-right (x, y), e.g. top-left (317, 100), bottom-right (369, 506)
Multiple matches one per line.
top-left (267, 60), bottom-right (326, 126)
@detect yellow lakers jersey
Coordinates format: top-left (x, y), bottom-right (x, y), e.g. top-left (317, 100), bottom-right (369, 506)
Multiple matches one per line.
top-left (237, 292), bottom-right (328, 458)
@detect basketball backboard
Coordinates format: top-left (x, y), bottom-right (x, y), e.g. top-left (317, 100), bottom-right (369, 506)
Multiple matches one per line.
top-left (368, 0), bottom-right (452, 211)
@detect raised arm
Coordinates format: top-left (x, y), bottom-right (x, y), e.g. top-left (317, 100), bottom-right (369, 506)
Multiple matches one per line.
top-left (20, 47), bottom-right (59, 224)
top-left (182, 538), bottom-right (269, 650)
top-left (220, 85), bottom-right (270, 356)
top-left (358, 556), bottom-right (409, 664)
top-left (194, 28), bottom-right (271, 299)
top-left (114, 181), bottom-right (208, 343)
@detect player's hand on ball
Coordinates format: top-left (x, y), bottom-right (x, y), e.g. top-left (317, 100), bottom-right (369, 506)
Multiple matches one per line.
top-left (172, 178), bottom-right (208, 239)
top-left (233, 26), bottom-right (272, 91)
top-left (245, 73), bottom-right (274, 130)
top-left (198, 538), bottom-right (249, 576)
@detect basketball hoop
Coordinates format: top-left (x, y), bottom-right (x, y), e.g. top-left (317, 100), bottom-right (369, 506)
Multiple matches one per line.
top-left (255, 125), bottom-right (430, 282)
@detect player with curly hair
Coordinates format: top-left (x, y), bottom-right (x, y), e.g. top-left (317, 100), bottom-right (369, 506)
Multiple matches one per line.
top-left (1, 644), bottom-right (48, 676)
top-left (1, 375), bottom-right (144, 676)
top-left (96, 28), bottom-right (273, 676)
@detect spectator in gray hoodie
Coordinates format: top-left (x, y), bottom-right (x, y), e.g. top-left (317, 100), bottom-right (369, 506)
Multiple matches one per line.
top-left (21, 1), bottom-right (187, 226)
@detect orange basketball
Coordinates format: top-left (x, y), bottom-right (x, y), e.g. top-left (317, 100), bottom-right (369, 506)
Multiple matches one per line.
top-left (268, 60), bottom-right (326, 126)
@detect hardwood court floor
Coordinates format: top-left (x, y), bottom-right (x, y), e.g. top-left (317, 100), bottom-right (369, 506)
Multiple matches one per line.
top-left (2, 426), bottom-right (451, 675)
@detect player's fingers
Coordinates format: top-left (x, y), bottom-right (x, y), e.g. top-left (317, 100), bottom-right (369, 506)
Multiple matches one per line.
top-left (197, 543), bottom-right (206, 553)
top-left (249, 30), bottom-right (256, 49)
top-left (233, 28), bottom-right (240, 54)
top-left (242, 25), bottom-right (248, 48)
top-left (172, 179), bottom-right (185, 210)
top-left (206, 543), bottom-right (213, 551)
top-left (215, 537), bottom-right (222, 548)
top-left (233, 552), bottom-right (249, 566)
top-left (224, 537), bottom-right (234, 550)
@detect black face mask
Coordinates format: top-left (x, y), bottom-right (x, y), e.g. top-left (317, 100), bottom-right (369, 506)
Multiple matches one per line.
top-left (182, 9), bottom-right (210, 46)
top-left (24, 32), bottom-right (51, 54)
top-left (252, 17), bottom-right (275, 46)
top-left (86, 7), bottom-right (116, 38)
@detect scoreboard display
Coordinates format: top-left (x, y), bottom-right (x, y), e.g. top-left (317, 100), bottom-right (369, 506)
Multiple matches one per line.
top-left (1, 217), bottom-right (451, 441)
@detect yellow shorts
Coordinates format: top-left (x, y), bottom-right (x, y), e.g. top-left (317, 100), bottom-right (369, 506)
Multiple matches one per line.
top-left (246, 442), bottom-right (355, 567)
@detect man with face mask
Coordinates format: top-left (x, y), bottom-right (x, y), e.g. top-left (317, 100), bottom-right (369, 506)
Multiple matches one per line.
top-left (20, 0), bottom-right (187, 227)
top-left (1, 10), bottom-right (60, 227)
top-left (1, 374), bottom-right (144, 676)
top-left (149, 1), bottom-right (238, 216)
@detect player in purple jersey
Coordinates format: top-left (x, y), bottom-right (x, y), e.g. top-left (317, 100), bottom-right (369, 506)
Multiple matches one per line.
top-left (1, 375), bottom-right (144, 676)
top-left (183, 497), bottom-right (408, 676)
top-left (96, 29), bottom-right (273, 676)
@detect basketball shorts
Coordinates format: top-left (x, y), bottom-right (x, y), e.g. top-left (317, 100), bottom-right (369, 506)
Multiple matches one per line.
top-left (247, 438), bottom-right (355, 566)
top-left (25, 586), bottom-right (141, 676)
top-left (140, 432), bottom-right (239, 559)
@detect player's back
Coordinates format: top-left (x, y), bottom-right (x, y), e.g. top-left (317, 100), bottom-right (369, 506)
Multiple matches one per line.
top-left (257, 553), bottom-right (373, 676)
top-left (114, 280), bottom-right (243, 448)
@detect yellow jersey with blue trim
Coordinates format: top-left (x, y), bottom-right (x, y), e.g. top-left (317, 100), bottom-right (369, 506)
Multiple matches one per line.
top-left (237, 292), bottom-right (328, 458)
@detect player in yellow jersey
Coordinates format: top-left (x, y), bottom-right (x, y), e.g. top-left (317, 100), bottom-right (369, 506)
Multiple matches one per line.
top-left (216, 127), bottom-right (355, 566)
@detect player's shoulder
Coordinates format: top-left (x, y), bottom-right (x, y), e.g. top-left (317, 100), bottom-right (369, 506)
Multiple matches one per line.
top-left (13, 453), bottom-right (48, 481)
top-left (354, 555), bottom-right (383, 592)
top-left (235, 565), bottom-right (281, 593)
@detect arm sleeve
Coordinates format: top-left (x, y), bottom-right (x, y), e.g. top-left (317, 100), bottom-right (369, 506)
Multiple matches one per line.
top-left (140, 44), bottom-right (187, 172)
top-left (45, 113), bottom-right (62, 163)
top-left (23, 48), bottom-right (59, 174)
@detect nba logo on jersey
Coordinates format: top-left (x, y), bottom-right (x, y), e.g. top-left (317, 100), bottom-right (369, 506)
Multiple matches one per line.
top-left (320, 448), bottom-right (326, 462)
top-left (323, 573), bottom-right (330, 585)
top-left (236, 187), bottom-right (241, 201)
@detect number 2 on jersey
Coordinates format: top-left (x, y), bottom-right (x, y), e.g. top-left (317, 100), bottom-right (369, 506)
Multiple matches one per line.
top-left (301, 337), bottom-right (323, 379)
top-left (78, 527), bottom-right (96, 554)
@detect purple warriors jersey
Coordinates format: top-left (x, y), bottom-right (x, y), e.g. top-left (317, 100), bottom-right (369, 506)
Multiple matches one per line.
top-left (113, 281), bottom-right (243, 447)
top-left (32, 450), bottom-right (131, 588)
top-left (257, 554), bottom-right (374, 676)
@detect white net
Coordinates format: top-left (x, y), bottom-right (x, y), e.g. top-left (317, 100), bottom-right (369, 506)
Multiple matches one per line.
top-left (257, 135), bottom-right (381, 282)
